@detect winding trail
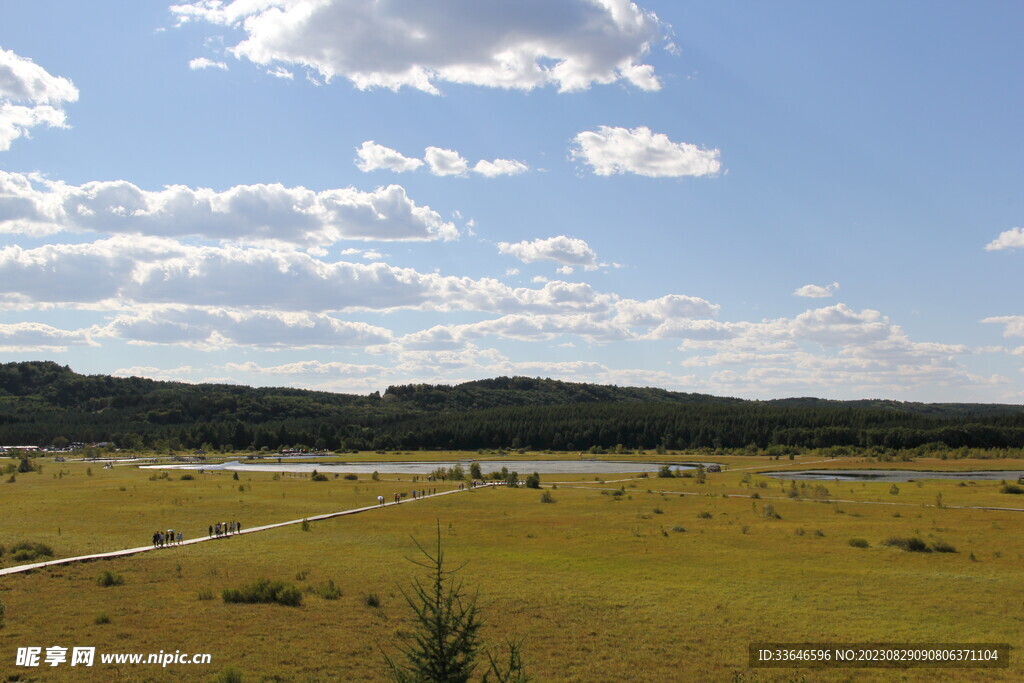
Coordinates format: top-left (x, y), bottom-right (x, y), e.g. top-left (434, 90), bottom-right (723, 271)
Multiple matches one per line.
top-left (0, 485), bottom-right (488, 577)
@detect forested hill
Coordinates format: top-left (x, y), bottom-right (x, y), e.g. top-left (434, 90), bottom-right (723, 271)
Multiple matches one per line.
top-left (0, 361), bottom-right (1022, 451)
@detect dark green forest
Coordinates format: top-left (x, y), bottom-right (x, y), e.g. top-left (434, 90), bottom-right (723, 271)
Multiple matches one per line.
top-left (1, 361), bottom-right (1022, 452)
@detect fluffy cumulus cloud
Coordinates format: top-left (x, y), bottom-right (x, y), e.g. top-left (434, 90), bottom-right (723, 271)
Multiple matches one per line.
top-left (663, 303), bottom-right (999, 398)
top-left (188, 57), bottom-right (227, 70)
top-left (0, 237), bottom-right (622, 315)
top-left (424, 147), bottom-right (469, 177)
top-left (0, 171), bottom-right (457, 244)
top-left (985, 227), bottom-right (1024, 251)
top-left (983, 316), bottom-right (1024, 338)
top-left (0, 321), bottom-right (94, 351)
top-left (498, 236), bottom-right (598, 268)
top-left (100, 307), bottom-right (393, 349)
top-left (793, 281), bottom-right (839, 298)
top-left (0, 47), bottom-right (79, 151)
top-left (472, 158), bottom-right (529, 177)
top-left (571, 126), bottom-right (721, 178)
top-left (616, 294), bottom-right (721, 327)
top-left (356, 141), bottom-right (528, 177)
top-left (170, 0), bottom-right (666, 93)
top-left (355, 141), bottom-right (424, 173)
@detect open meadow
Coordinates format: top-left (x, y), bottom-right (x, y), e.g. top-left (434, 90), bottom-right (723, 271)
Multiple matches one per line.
top-left (2, 453), bottom-right (1023, 681)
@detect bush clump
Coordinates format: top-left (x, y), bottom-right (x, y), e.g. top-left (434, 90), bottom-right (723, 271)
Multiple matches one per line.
top-left (9, 541), bottom-right (54, 563)
top-left (697, 511), bottom-right (713, 519)
top-left (539, 491), bottom-right (555, 504)
top-left (222, 579), bottom-right (303, 606)
top-left (1000, 484), bottom-right (1024, 495)
top-left (311, 473), bottom-right (329, 482)
top-left (97, 570), bottom-right (125, 587)
top-left (343, 473), bottom-right (358, 481)
top-left (310, 580), bottom-right (342, 600)
top-left (882, 537), bottom-right (930, 553)
top-left (931, 541), bottom-right (957, 553)
top-left (848, 538), bottom-right (870, 548)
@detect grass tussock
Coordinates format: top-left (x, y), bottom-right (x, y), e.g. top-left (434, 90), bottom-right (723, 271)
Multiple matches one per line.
top-left (222, 579), bottom-right (303, 607)
top-left (8, 541), bottom-right (54, 563)
top-left (96, 570), bottom-right (125, 587)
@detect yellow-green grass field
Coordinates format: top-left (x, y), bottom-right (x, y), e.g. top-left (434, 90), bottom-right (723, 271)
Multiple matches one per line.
top-left (2, 454), bottom-right (1023, 681)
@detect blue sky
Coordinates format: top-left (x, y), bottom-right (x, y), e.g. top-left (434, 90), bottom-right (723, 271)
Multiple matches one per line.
top-left (1, 1), bottom-right (1022, 402)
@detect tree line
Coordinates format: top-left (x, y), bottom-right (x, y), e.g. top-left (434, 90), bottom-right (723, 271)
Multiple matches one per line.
top-left (1, 361), bottom-right (1022, 452)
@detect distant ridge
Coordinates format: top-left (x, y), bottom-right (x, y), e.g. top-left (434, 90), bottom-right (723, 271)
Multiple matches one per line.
top-left (0, 361), bottom-right (1021, 451)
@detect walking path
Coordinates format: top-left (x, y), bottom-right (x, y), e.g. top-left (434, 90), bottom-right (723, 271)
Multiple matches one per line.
top-left (0, 484), bottom-right (490, 577)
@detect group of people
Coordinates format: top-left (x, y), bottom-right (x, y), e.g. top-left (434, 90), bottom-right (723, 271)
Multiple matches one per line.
top-left (209, 521), bottom-right (242, 537)
top-left (152, 529), bottom-right (183, 547)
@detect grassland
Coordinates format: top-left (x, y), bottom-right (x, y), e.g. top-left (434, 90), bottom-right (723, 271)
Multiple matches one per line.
top-left (2, 453), bottom-right (1023, 681)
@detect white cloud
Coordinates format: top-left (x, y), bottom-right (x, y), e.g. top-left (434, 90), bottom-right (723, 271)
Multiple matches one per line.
top-left (424, 147), bottom-right (469, 176)
top-left (793, 281), bottom-right (839, 298)
top-left (0, 237), bottom-right (620, 316)
top-left (112, 365), bottom-right (195, 381)
top-left (498, 235), bottom-right (597, 267)
top-left (473, 158), bottom-right (529, 177)
top-left (0, 47), bottom-right (78, 151)
top-left (170, 0), bottom-right (666, 93)
top-left (188, 57), bottom-right (228, 71)
top-left (985, 227), bottom-right (1024, 251)
top-left (556, 265), bottom-right (574, 275)
top-left (983, 316), bottom-right (1024, 338)
top-left (267, 66), bottom-right (294, 79)
top-left (355, 141), bottom-right (424, 173)
top-left (571, 126), bottom-right (721, 178)
top-left (789, 304), bottom-right (892, 346)
top-left (616, 294), bottom-right (721, 327)
top-left (0, 171), bottom-right (458, 245)
top-left (224, 360), bottom-right (387, 377)
top-left (504, 268), bottom-right (520, 277)
top-left (0, 321), bottom-right (94, 351)
top-left (100, 307), bottom-right (393, 349)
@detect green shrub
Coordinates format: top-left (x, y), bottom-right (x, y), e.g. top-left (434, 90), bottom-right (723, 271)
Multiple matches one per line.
top-left (931, 541), bottom-right (957, 553)
top-left (364, 593), bottom-right (381, 608)
top-left (180, 474), bottom-right (194, 481)
top-left (94, 613), bottom-right (111, 625)
top-left (311, 580), bottom-right (342, 600)
top-left (97, 570), bottom-right (125, 587)
top-left (525, 472), bottom-right (541, 489)
top-left (671, 526), bottom-right (686, 533)
top-left (1000, 484), bottom-right (1024, 494)
top-left (848, 538), bottom-right (869, 548)
top-left (222, 579), bottom-right (303, 607)
top-left (539, 491), bottom-right (555, 503)
top-left (762, 504), bottom-right (780, 519)
top-left (215, 666), bottom-right (244, 683)
top-left (343, 473), bottom-right (358, 480)
top-left (8, 541), bottom-right (53, 563)
top-left (697, 511), bottom-right (713, 519)
top-left (657, 465), bottom-right (675, 478)
top-left (311, 473), bottom-right (329, 482)
top-left (652, 508), bottom-right (664, 515)
top-left (197, 590), bottom-right (214, 601)
top-left (883, 537), bottom-right (930, 553)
